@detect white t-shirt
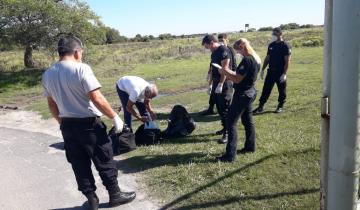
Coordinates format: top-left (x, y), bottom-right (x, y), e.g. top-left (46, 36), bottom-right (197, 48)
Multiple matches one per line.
top-left (116, 76), bottom-right (150, 103)
top-left (42, 60), bottom-right (103, 118)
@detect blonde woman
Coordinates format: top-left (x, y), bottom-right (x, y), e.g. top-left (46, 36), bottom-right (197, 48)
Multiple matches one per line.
top-left (216, 38), bottom-right (261, 162)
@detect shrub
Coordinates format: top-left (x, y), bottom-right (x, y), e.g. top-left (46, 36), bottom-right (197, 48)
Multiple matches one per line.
top-left (258, 27), bottom-right (273, 32)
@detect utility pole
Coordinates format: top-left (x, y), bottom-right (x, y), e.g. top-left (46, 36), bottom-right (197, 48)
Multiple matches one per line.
top-left (320, 0), bottom-right (332, 209)
top-left (324, 0), bottom-right (360, 209)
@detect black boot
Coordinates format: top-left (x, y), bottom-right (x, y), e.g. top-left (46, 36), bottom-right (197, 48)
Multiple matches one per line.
top-left (217, 133), bottom-right (228, 144)
top-left (85, 192), bottom-right (99, 210)
top-left (108, 187), bottom-right (136, 207)
top-left (274, 103), bottom-right (284, 114)
top-left (253, 105), bottom-right (264, 115)
top-left (215, 154), bottom-right (235, 163)
top-left (237, 148), bottom-right (255, 154)
top-left (215, 128), bottom-right (225, 135)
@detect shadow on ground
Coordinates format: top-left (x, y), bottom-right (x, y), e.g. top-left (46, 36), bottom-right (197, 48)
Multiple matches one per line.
top-left (50, 142), bottom-right (65, 150)
top-left (161, 133), bottom-right (218, 145)
top-left (117, 152), bottom-right (209, 174)
top-left (121, 148), bottom-right (319, 210)
top-left (51, 202), bottom-right (113, 210)
top-left (156, 111), bottom-right (220, 123)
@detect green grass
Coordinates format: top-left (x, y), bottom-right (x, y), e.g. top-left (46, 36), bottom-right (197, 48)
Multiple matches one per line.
top-left (0, 28), bottom-right (323, 209)
top-left (118, 47), bottom-right (322, 209)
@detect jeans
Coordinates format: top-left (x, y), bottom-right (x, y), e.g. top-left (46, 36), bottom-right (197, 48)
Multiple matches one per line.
top-left (225, 91), bottom-right (256, 158)
top-left (116, 86), bottom-right (148, 129)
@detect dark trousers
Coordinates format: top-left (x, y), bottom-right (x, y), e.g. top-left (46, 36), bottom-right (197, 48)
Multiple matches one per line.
top-left (116, 86), bottom-right (148, 129)
top-left (208, 91), bottom-right (216, 111)
top-left (60, 118), bottom-right (119, 195)
top-left (226, 92), bottom-right (256, 158)
top-left (213, 80), bottom-right (233, 132)
top-left (259, 71), bottom-right (286, 106)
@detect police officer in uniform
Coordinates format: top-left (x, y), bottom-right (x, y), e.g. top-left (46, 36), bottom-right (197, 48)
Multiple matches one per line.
top-left (42, 36), bottom-right (136, 210)
top-left (253, 27), bottom-right (291, 114)
top-left (216, 38), bottom-right (261, 162)
top-left (202, 35), bottom-right (234, 144)
top-left (201, 33), bottom-right (236, 116)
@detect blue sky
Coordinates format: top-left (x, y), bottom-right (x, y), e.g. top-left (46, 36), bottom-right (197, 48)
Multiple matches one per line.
top-left (85, 0), bottom-right (324, 38)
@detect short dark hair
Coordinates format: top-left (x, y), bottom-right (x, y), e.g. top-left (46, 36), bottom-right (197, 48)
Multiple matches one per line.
top-left (218, 33), bottom-right (228, 40)
top-left (272, 27), bottom-right (282, 35)
top-left (57, 36), bottom-right (83, 57)
top-left (202, 34), bottom-right (218, 45)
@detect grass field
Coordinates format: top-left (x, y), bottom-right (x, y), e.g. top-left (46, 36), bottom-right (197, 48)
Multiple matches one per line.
top-left (0, 28), bottom-right (322, 209)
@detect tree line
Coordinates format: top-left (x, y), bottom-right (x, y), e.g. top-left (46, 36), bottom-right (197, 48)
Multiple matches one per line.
top-left (0, 0), bottom-right (321, 68)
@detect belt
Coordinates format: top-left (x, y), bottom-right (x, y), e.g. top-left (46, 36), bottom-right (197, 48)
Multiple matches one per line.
top-left (61, 116), bottom-right (100, 123)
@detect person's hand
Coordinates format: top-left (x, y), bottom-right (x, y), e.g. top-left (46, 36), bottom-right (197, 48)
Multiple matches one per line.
top-left (217, 68), bottom-right (224, 75)
top-left (140, 116), bottom-right (149, 123)
top-left (207, 85), bottom-right (212, 95)
top-left (206, 73), bottom-right (211, 82)
top-left (112, 114), bottom-right (124, 133)
top-left (280, 74), bottom-right (287, 83)
top-left (150, 112), bottom-right (157, 120)
top-left (215, 83), bottom-right (223, 94)
top-left (260, 70), bottom-right (265, 80)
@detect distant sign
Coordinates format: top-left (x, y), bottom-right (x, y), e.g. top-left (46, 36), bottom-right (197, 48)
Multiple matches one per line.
top-left (245, 24), bottom-right (249, 27)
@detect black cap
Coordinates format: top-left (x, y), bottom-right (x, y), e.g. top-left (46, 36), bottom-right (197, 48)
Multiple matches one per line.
top-left (202, 34), bottom-right (218, 45)
top-left (272, 27), bottom-right (282, 34)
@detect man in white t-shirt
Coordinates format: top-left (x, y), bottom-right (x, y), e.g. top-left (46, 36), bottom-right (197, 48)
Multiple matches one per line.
top-left (42, 36), bottom-right (135, 210)
top-left (116, 76), bottom-right (158, 130)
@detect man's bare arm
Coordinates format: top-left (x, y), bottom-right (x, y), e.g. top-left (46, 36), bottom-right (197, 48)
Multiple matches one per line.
top-left (88, 89), bottom-right (116, 119)
top-left (220, 58), bottom-right (230, 83)
top-left (47, 97), bottom-right (60, 123)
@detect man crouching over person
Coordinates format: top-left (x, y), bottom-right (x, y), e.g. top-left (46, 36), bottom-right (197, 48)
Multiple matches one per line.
top-left (116, 76), bottom-right (158, 130)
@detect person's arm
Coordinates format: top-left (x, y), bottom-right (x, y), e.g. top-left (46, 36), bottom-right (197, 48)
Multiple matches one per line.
top-left (262, 55), bottom-right (270, 71)
top-left (126, 100), bottom-right (147, 122)
top-left (284, 55), bottom-right (291, 74)
top-left (208, 66), bottom-right (213, 86)
top-left (220, 58), bottom-right (230, 83)
top-left (47, 97), bottom-right (61, 124)
top-left (222, 69), bottom-right (245, 84)
top-left (88, 89), bottom-right (116, 119)
top-left (221, 58), bottom-right (247, 84)
top-left (89, 89), bottom-right (124, 131)
top-left (144, 99), bottom-right (157, 120)
top-left (213, 58), bottom-right (230, 94)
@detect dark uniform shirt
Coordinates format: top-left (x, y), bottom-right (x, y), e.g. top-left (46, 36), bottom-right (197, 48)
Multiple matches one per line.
top-left (234, 55), bottom-right (260, 97)
top-left (267, 41), bottom-right (291, 73)
top-left (227, 46), bottom-right (237, 71)
top-left (211, 45), bottom-right (230, 80)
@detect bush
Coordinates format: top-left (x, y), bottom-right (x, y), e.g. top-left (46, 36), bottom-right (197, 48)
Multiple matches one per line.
top-left (280, 23), bottom-right (300, 30)
top-left (159, 33), bottom-right (173, 40)
top-left (258, 27), bottom-right (273, 32)
top-left (300, 24), bottom-right (315, 29)
top-left (302, 38), bottom-right (323, 47)
top-left (290, 36), bottom-right (323, 48)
